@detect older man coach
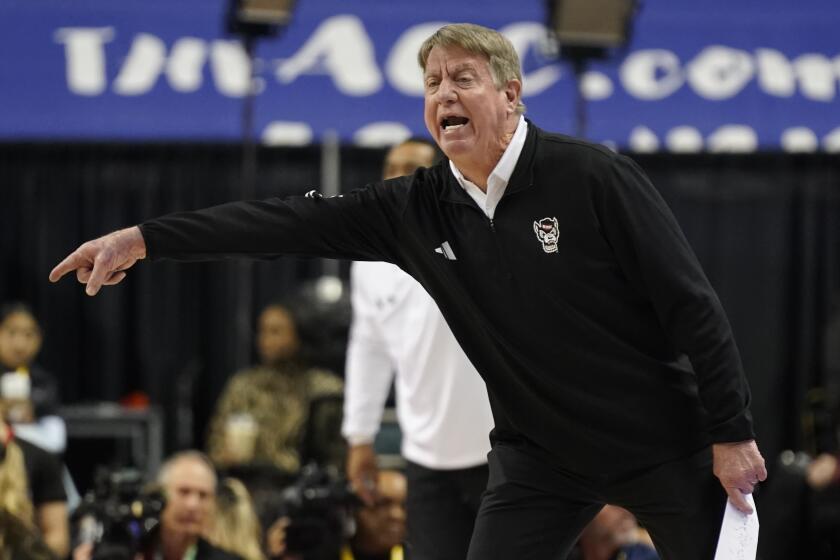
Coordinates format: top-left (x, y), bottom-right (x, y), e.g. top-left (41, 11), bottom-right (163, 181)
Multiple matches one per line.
top-left (51, 23), bottom-right (766, 560)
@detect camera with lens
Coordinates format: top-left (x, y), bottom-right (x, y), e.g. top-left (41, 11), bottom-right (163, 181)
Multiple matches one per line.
top-left (71, 468), bottom-right (166, 560)
top-left (265, 463), bottom-right (361, 560)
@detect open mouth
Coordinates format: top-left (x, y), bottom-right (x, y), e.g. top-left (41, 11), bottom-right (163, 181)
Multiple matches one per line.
top-left (440, 115), bottom-right (469, 131)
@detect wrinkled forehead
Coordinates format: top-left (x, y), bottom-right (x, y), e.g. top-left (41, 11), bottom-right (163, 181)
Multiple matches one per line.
top-left (163, 458), bottom-right (217, 492)
top-left (423, 45), bottom-right (491, 77)
top-left (167, 475), bottom-right (215, 496)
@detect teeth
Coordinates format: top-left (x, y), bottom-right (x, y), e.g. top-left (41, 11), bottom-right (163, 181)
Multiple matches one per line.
top-left (443, 123), bottom-right (465, 131)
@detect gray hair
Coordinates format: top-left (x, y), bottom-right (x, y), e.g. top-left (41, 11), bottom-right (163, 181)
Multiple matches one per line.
top-left (418, 23), bottom-right (526, 115)
top-left (157, 450), bottom-right (217, 491)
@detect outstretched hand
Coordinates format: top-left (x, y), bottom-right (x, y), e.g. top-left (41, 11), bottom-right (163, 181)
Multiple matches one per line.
top-left (712, 439), bottom-right (767, 514)
top-left (49, 226), bottom-right (147, 296)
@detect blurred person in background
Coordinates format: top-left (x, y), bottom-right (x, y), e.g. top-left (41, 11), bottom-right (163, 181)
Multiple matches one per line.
top-left (804, 449), bottom-right (840, 557)
top-left (343, 138), bottom-right (493, 560)
top-left (147, 450), bottom-right (242, 560)
top-left (759, 390), bottom-right (840, 560)
top-left (51, 22), bottom-right (768, 560)
top-left (0, 416), bottom-right (68, 558)
top-left (74, 450), bottom-right (244, 560)
top-left (573, 505), bottom-right (658, 560)
top-left (209, 477), bottom-right (266, 560)
top-left (207, 301), bottom-right (344, 475)
top-left (344, 469), bottom-right (407, 560)
top-left (0, 302), bottom-right (66, 453)
top-left (264, 468), bottom-right (407, 560)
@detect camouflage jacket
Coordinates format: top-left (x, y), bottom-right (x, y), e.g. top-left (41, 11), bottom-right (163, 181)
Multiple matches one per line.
top-left (207, 364), bottom-right (345, 474)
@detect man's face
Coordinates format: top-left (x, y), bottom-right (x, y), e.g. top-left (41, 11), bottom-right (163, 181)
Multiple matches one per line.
top-left (160, 458), bottom-right (216, 539)
top-left (355, 471), bottom-right (407, 551)
top-left (423, 44), bottom-right (520, 167)
top-left (383, 142), bottom-right (436, 181)
top-left (0, 312), bottom-right (42, 370)
top-left (257, 306), bottom-right (300, 366)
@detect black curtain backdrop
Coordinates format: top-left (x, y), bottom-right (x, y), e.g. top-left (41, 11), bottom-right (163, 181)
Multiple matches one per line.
top-left (1, 144), bottom-right (838, 470)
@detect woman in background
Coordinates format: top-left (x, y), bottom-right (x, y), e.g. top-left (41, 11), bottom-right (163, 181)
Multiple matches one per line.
top-left (209, 477), bottom-right (266, 560)
top-left (206, 301), bottom-right (344, 474)
top-left (0, 416), bottom-right (66, 559)
top-left (0, 302), bottom-right (65, 453)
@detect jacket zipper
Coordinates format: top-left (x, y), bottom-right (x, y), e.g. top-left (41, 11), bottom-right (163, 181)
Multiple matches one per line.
top-left (487, 217), bottom-right (514, 281)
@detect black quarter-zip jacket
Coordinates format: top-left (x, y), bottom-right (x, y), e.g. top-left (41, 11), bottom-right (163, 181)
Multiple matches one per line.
top-left (141, 123), bottom-right (755, 476)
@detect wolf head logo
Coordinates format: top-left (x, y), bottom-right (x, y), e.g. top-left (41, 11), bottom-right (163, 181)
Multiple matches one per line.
top-left (533, 217), bottom-right (559, 254)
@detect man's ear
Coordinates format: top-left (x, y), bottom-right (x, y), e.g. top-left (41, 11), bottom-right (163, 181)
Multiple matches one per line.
top-left (505, 79), bottom-right (522, 111)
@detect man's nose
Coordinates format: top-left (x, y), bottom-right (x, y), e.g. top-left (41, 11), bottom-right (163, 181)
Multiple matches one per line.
top-left (389, 505), bottom-right (406, 521)
top-left (437, 79), bottom-right (457, 104)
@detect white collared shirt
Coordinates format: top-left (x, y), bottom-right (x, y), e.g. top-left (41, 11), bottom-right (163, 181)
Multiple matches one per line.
top-left (449, 116), bottom-right (528, 219)
top-left (342, 261), bottom-right (495, 469)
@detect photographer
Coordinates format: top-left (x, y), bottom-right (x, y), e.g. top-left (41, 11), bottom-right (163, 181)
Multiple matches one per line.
top-left (74, 451), bottom-right (242, 560)
top-left (263, 467), bottom-right (404, 560)
top-left (263, 464), bottom-right (358, 560)
top-left (150, 451), bottom-right (243, 560)
top-left (345, 469), bottom-right (406, 560)
top-left (759, 390), bottom-right (840, 560)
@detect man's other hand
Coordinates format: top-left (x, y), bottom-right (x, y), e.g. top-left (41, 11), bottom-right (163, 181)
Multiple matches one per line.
top-left (49, 226), bottom-right (146, 296)
top-left (712, 439), bottom-right (767, 514)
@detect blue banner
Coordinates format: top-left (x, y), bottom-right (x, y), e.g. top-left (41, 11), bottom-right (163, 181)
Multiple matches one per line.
top-left (1, 0), bottom-right (838, 151)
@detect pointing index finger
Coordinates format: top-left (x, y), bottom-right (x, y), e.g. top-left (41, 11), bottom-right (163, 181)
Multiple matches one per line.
top-left (49, 251), bottom-right (87, 283)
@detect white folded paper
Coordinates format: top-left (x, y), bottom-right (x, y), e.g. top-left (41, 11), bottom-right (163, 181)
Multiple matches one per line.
top-left (713, 493), bottom-right (759, 560)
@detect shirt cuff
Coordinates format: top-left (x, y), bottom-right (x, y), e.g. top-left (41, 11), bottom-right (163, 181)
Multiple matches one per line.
top-left (345, 434), bottom-right (376, 446)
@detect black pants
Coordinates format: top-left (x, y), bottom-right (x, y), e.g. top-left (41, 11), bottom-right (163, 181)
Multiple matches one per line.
top-left (405, 460), bottom-right (489, 560)
top-left (466, 442), bottom-right (728, 560)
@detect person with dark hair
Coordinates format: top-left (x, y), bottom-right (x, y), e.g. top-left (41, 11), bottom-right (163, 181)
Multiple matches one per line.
top-left (0, 302), bottom-right (65, 453)
top-left (50, 22), bottom-right (766, 560)
top-left (759, 390), bottom-right (840, 560)
top-left (346, 469), bottom-right (407, 560)
top-left (343, 139), bottom-right (493, 560)
top-left (265, 468), bottom-right (408, 560)
top-left (206, 302), bottom-right (344, 475)
top-left (378, 137), bottom-right (440, 180)
top-left (573, 505), bottom-right (659, 560)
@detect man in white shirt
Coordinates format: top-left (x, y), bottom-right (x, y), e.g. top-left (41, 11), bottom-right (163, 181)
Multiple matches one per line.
top-left (342, 139), bottom-right (495, 560)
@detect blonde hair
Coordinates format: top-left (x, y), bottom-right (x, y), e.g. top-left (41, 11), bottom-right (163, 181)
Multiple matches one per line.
top-left (208, 478), bottom-right (265, 560)
top-left (418, 23), bottom-right (526, 115)
top-left (0, 439), bottom-right (34, 527)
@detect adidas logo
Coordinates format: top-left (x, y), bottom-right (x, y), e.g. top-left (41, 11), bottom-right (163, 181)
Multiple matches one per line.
top-left (434, 241), bottom-right (457, 261)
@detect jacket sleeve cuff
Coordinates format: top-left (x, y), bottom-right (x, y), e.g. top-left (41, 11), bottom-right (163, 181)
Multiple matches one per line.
top-left (137, 222), bottom-right (157, 260)
top-left (706, 408), bottom-right (756, 443)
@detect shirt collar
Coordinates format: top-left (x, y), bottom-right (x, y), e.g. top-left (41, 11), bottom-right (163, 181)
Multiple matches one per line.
top-left (449, 115), bottom-right (528, 192)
